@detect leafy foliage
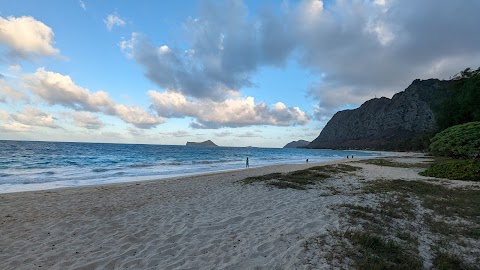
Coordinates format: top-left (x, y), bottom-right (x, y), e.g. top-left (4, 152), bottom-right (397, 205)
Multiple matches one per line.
top-left (420, 159), bottom-right (480, 181)
top-left (434, 253), bottom-right (479, 270)
top-left (436, 67), bottom-right (480, 131)
top-left (428, 121), bottom-right (480, 158)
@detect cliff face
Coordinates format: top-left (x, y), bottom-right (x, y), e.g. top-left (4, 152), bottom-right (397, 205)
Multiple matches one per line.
top-left (186, 140), bottom-right (218, 147)
top-left (308, 79), bottom-right (450, 150)
top-left (283, 140), bottom-right (310, 148)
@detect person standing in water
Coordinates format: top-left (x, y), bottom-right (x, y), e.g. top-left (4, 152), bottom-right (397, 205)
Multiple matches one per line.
top-left (246, 157), bottom-right (249, 168)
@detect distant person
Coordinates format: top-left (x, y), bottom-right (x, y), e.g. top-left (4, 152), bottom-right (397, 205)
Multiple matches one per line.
top-left (306, 159), bottom-right (309, 163)
top-left (246, 157), bottom-right (249, 168)
top-left (347, 156), bottom-right (349, 159)
top-left (352, 155), bottom-right (354, 159)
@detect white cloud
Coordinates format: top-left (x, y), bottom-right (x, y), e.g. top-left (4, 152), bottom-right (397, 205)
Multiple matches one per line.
top-left (366, 20), bottom-right (394, 46)
top-left (236, 131), bottom-right (261, 138)
top-left (120, 0), bottom-right (287, 100)
top-left (70, 111), bottom-right (105, 130)
top-left (79, 0), bottom-right (86, 10)
top-left (8, 64), bottom-right (22, 72)
top-left (159, 130), bottom-right (190, 137)
top-left (23, 68), bottom-right (114, 111)
top-left (0, 16), bottom-right (60, 59)
top-left (112, 104), bottom-right (164, 129)
top-left (0, 121), bottom-right (31, 132)
top-left (22, 68), bottom-right (164, 128)
top-left (0, 77), bottom-right (29, 103)
top-left (0, 109), bottom-right (9, 120)
top-left (104, 13), bottom-right (126, 31)
top-left (215, 131), bottom-right (233, 137)
top-left (128, 127), bottom-right (145, 136)
top-left (11, 106), bottom-right (59, 128)
top-left (148, 90), bottom-right (310, 129)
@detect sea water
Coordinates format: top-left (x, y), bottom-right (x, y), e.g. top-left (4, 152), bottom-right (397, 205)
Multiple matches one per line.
top-left (0, 140), bottom-right (379, 193)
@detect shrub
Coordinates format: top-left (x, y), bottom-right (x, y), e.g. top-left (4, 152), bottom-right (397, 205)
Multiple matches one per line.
top-left (420, 159), bottom-right (480, 181)
top-left (429, 122), bottom-right (480, 158)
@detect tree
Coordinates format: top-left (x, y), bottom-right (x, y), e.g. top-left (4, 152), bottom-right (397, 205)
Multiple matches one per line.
top-left (436, 67), bottom-right (480, 131)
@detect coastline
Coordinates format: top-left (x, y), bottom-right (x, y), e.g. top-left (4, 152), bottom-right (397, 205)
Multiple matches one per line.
top-left (3, 152), bottom-right (478, 269)
top-left (0, 153), bottom-right (381, 194)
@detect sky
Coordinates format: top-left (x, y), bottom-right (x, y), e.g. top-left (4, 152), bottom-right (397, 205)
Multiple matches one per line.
top-left (1, 0), bottom-right (480, 147)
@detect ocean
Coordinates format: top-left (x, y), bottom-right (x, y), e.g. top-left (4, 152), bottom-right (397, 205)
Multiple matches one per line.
top-left (0, 140), bottom-right (379, 193)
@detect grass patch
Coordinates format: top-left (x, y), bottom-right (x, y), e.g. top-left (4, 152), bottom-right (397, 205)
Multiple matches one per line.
top-left (365, 180), bottom-right (480, 227)
top-left (242, 173), bottom-right (282, 184)
top-left (345, 231), bottom-right (423, 270)
top-left (309, 163), bottom-right (361, 173)
top-left (364, 180), bottom-right (480, 266)
top-left (361, 158), bottom-right (429, 168)
top-left (396, 231), bottom-right (416, 243)
top-left (268, 181), bottom-right (306, 190)
top-left (241, 164), bottom-right (361, 190)
top-left (420, 159), bottom-right (480, 181)
top-left (434, 253), bottom-right (480, 270)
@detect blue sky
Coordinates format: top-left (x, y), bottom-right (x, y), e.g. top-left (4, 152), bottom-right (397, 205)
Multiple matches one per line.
top-left (1, 0), bottom-right (480, 147)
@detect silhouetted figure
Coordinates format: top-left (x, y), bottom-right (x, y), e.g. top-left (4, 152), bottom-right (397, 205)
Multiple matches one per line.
top-left (246, 157), bottom-right (249, 168)
top-left (306, 159), bottom-right (309, 163)
top-left (352, 155), bottom-right (354, 159)
top-left (347, 156), bottom-right (349, 159)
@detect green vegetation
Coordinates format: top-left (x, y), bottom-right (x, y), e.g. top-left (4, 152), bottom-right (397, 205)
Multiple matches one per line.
top-left (420, 159), bottom-right (480, 181)
top-left (361, 158), bottom-right (429, 168)
top-left (389, 67), bottom-right (480, 152)
top-left (428, 121), bottom-right (480, 159)
top-left (434, 253), bottom-right (479, 270)
top-left (309, 180), bottom-right (480, 268)
top-left (364, 180), bottom-right (480, 231)
top-left (420, 122), bottom-right (480, 181)
top-left (398, 67), bottom-right (480, 152)
top-left (436, 67), bottom-right (480, 131)
top-left (241, 164), bottom-right (360, 190)
top-left (344, 231), bottom-right (423, 270)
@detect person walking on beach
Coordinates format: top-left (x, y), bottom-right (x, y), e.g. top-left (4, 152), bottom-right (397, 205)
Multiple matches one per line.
top-left (246, 157), bottom-right (249, 168)
top-left (306, 159), bottom-right (309, 163)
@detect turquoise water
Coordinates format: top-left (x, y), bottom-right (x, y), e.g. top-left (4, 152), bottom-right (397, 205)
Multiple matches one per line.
top-left (0, 140), bottom-right (378, 193)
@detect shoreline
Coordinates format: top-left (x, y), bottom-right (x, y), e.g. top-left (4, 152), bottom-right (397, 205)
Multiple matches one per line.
top-left (0, 153), bottom-right (389, 195)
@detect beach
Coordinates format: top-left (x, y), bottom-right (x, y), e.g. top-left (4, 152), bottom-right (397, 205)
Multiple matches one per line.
top-left (1, 154), bottom-right (479, 269)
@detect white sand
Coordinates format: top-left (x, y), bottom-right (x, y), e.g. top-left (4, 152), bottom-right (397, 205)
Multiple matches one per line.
top-left (1, 154), bottom-right (475, 269)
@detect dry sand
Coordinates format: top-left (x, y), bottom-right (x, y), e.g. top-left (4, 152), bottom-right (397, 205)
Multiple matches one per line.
top-left (1, 154), bottom-right (476, 269)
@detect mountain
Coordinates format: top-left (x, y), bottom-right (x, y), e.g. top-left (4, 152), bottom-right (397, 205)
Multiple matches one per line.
top-left (186, 140), bottom-right (218, 147)
top-left (283, 140), bottom-right (310, 148)
top-left (308, 79), bottom-right (451, 150)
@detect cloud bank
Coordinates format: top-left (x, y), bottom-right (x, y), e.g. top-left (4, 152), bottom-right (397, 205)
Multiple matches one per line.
top-left (122, 0), bottom-right (480, 120)
top-left (148, 90), bottom-right (309, 129)
top-left (22, 68), bottom-right (164, 129)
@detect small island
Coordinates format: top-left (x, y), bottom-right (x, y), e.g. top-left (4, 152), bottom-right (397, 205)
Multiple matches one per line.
top-left (283, 140), bottom-right (310, 148)
top-left (186, 140), bottom-right (218, 147)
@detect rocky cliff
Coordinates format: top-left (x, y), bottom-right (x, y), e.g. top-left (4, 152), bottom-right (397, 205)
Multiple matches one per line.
top-left (283, 140), bottom-right (310, 148)
top-left (308, 79), bottom-right (451, 150)
top-left (186, 140), bottom-right (218, 147)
